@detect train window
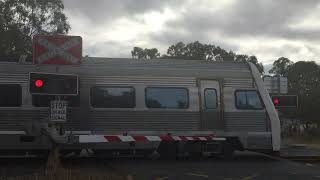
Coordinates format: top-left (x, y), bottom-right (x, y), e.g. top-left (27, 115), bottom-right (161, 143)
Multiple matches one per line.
top-left (145, 87), bottom-right (188, 109)
top-left (0, 84), bottom-right (22, 107)
top-left (204, 88), bottom-right (217, 109)
top-left (90, 87), bottom-right (135, 108)
top-left (235, 90), bottom-right (263, 110)
top-left (32, 95), bottom-right (80, 107)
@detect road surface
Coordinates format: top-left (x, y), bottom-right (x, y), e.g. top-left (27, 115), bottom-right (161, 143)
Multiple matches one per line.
top-left (0, 151), bottom-right (320, 180)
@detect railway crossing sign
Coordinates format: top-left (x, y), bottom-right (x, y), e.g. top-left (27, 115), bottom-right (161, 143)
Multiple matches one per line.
top-left (33, 35), bottom-right (82, 65)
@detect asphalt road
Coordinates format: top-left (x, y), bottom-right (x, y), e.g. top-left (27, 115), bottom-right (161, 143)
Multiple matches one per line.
top-left (107, 152), bottom-right (320, 180)
top-left (1, 152), bottom-right (320, 180)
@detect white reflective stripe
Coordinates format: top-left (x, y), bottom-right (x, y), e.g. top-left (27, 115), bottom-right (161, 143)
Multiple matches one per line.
top-left (186, 137), bottom-right (194, 141)
top-left (146, 136), bottom-right (161, 141)
top-left (118, 136), bottom-right (135, 142)
top-left (0, 131), bottom-right (26, 135)
top-left (213, 137), bottom-right (226, 141)
top-left (172, 136), bottom-right (182, 141)
top-left (79, 135), bottom-right (107, 143)
top-left (77, 135), bottom-right (226, 143)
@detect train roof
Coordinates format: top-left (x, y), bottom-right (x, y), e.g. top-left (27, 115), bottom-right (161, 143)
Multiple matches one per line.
top-left (0, 57), bottom-right (253, 79)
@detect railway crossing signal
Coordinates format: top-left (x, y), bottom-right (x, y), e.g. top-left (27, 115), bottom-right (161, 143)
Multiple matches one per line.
top-left (271, 95), bottom-right (298, 108)
top-left (29, 72), bottom-right (78, 95)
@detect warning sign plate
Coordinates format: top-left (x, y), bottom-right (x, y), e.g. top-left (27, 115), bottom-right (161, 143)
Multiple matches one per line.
top-left (33, 35), bottom-right (82, 65)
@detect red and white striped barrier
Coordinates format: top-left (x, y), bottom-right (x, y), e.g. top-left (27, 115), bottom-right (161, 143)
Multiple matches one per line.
top-left (78, 135), bottom-right (226, 143)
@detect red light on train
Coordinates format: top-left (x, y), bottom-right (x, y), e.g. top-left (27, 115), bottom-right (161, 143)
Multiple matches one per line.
top-left (273, 98), bottom-right (279, 105)
top-left (35, 79), bottom-right (44, 88)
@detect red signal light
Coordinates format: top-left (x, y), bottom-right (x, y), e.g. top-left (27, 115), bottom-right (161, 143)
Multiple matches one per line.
top-left (35, 79), bottom-right (44, 88)
top-left (273, 98), bottom-right (279, 105)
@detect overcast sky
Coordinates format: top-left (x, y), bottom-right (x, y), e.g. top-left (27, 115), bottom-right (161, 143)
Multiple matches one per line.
top-left (63, 0), bottom-right (320, 66)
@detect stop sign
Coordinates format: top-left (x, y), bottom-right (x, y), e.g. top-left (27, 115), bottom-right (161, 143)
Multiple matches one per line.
top-left (33, 35), bottom-right (82, 65)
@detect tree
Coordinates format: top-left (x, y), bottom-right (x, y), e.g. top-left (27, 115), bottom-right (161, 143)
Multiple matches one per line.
top-left (247, 55), bottom-right (264, 73)
top-left (183, 41), bottom-right (207, 60)
top-left (167, 42), bottom-right (186, 58)
top-left (131, 47), bottom-right (144, 59)
top-left (209, 46), bottom-right (235, 61)
top-left (269, 57), bottom-right (293, 76)
top-left (131, 47), bottom-right (160, 59)
top-left (131, 41), bottom-right (265, 74)
top-left (0, 0), bottom-right (70, 59)
top-left (166, 41), bottom-right (237, 62)
top-left (287, 61), bottom-right (320, 126)
top-left (235, 54), bottom-right (248, 63)
top-left (203, 44), bottom-right (215, 61)
top-left (234, 54), bottom-right (264, 73)
top-left (145, 48), bottom-right (160, 59)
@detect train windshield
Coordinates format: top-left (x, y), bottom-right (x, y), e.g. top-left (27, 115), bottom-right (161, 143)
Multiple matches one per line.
top-left (235, 90), bottom-right (263, 110)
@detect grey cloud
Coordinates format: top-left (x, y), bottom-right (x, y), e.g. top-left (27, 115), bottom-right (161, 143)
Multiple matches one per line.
top-left (84, 41), bottom-right (133, 57)
top-left (220, 0), bottom-right (319, 37)
top-left (155, 0), bottom-right (320, 41)
top-left (62, 0), bottom-right (320, 62)
top-left (247, 42), bottom-right (320, 63)
top-left (63, 0), bottom-right (178, 23)
top-left (146, 0), bottom-right (320, 61)
top-left (256, 44), bottom-right (303, 59)
top-left (275, 29), bottom-right (320, 42)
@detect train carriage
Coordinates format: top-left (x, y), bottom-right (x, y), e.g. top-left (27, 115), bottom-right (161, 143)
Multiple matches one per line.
top-left (0, 57), bottom-right (280, 157)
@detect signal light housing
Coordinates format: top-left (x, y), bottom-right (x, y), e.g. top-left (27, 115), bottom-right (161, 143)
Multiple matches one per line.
top-left (29, 72), bottom-right (78, 95)
top-left (271, 95), bottom-right (298, 108)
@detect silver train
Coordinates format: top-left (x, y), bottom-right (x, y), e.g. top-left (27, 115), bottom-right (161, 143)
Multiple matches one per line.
top-left (0, 57), bottom-right (281, 157)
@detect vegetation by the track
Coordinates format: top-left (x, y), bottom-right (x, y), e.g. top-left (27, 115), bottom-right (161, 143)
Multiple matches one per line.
top-left (284, 135), bottom-right (320, 150)
top-left (0, 148), bottom-right (124, 180)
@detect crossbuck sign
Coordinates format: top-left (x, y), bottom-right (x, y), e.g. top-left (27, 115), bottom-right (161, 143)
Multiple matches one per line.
top-left (33, 35), bottom-right (82, 65)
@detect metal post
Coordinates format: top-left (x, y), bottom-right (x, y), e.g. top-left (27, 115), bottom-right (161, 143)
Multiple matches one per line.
top-left (277, 76), bottom-right (281, 95)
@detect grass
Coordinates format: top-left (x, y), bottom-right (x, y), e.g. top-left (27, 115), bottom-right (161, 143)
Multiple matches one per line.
top-left (284, 135), bottom-right (320, 149)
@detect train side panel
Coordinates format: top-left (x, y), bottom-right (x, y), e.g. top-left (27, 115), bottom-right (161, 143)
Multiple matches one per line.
top-left (0, 59), bottom-right (279, 154)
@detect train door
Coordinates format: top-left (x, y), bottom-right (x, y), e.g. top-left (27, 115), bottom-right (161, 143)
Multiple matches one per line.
top-left (200, 80), bottom-right (223, 130)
